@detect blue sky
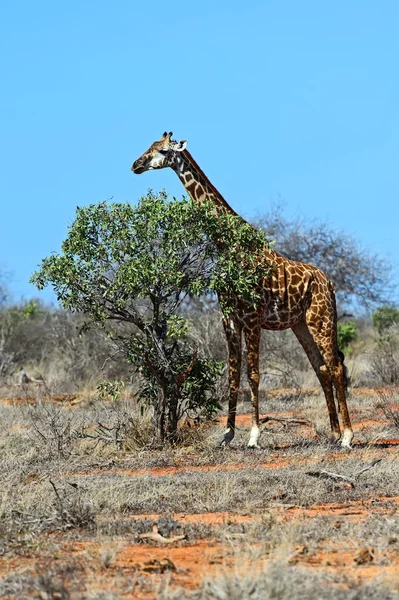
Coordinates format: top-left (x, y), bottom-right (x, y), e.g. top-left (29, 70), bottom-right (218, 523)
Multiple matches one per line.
top-left (1, 1), bottom-right (398, 304)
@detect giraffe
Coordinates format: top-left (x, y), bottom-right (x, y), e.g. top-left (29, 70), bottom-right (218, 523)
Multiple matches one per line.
top-left (131, 132), bottom-right (354, 449)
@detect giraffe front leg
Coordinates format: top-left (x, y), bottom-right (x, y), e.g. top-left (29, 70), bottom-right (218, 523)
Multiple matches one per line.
top-left (220, 317), bottom-right (242, 447)
top-left (244, 324), bottom-right (261, 449)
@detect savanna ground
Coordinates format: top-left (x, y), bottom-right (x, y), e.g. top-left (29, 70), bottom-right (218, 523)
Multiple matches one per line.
top-left (0, 384), bottom-right (398, 599)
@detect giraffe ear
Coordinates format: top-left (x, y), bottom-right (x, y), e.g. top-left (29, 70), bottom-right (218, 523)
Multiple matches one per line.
top-left (174, 140), bottom-right (188, 152)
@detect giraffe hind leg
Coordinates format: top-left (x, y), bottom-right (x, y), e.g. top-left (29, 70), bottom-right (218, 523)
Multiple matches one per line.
top-left (331, 361), bottom-right (353, 447)
top-left (304, 322), bottom-right (354, 448)
top-left (292, 322), bottom-right (341, 442)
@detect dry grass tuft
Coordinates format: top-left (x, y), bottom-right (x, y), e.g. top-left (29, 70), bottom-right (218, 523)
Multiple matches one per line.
top-left (376, 389), bottom-right (399, 430)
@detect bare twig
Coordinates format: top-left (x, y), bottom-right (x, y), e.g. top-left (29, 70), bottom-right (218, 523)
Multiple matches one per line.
top-left (306, 459), bottom-right (383, 488)
top-left (99, 349), bottom-right (123, 371)
top-left (273, 502), bottom-right (305, 509)
top-left (260, 416), bottom-right (313, 427)
top-left (338, 312), bottom-right (354, 321)
top-left (312, 427), bottom-right (330, 440)
top-left (353, 459), bottom-right (382, 479)
top-left (139, 523), bottom-right (185, 544)
top-left (306, 470), bottom-right (355, 487)
top-left (49, 479), bottom-right (65, 513)
top-left (176, 349), bottom-right (198, 389)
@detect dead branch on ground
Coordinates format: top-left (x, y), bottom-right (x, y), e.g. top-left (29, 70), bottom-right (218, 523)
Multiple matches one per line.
top-left (306, 458), bottom-right (382, 488)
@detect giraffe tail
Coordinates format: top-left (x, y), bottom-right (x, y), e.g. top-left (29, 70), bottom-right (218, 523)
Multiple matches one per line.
top-left (338, 350), bottom-right (350, 392)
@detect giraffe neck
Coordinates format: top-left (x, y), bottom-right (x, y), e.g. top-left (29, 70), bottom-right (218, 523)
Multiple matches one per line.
top-left (172, 150), bottom-right (241, 217)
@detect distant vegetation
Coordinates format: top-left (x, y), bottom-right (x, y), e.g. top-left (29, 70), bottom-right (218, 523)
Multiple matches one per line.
top-left (372, 305), bottom-right (399, 334)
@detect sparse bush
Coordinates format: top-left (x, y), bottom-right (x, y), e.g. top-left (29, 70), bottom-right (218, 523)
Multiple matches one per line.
top-left (376, 389), bottom-right (399, 429)
top-left (369, 331), bottom-right (399, 386)
top-left (80, 402), bottom-right (157, 451)
top-left (27, 401), bottom-right (80, 458)
top-left (49, 479), bottom-right (95, 530)
top-left (0, 299), bottom-right (43, 377)
top-left (36, 570), bottom-right (71, 600)
top-left (0, 301), bottom-right (129, 390)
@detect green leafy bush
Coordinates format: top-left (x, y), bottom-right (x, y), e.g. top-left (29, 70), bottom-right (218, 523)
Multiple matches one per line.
top-left (97, 379), bottom-right (125, 402)
top-left (31, 192), bottom-right (271, 442)
top-left (337, 321), bottom-right (357, 353)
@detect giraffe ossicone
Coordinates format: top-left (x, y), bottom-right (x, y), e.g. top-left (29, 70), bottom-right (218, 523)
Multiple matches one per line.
top-left (132, 133), bottom-right (354, 449)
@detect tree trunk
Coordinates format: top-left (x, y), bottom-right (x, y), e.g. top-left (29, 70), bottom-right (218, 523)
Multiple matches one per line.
top-left (167, 392), bottom-right (179, 442)
top-left (152, 383), bottom-right (167, 442)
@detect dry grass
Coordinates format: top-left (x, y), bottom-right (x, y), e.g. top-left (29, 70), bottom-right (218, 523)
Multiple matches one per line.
top-left (375, 389), bottom-right (399, 430)
top-left (159, 563), bottom-right (399, 600)
top-left (0, 389), bottom-right (398, 598)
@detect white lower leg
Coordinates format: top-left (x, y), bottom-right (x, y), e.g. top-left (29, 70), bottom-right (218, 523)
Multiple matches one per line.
top-left (248, 425), bottom-right (260, 448)
top-left (341, 428), bottom-right (354, 448)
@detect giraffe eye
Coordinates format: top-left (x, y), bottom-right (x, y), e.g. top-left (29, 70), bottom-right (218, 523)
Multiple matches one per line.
top-left (158, 148), bottom-right (169, 155)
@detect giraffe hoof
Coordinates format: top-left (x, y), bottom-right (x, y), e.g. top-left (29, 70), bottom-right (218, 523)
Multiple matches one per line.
top-left (330, 432), bottom-right (341, 444)
top-left (248, 425), bottom-right (260, 449)
top-left (341, 429), bottom-right (354, 448)
top-left (341, 440), bottom-right (352, 449)
top-left (329, 429), bottom-right (341, 444)
top-left (247, 443), bottom-right (260, 450)
top-left (220, 429), bottom-right (234, 447)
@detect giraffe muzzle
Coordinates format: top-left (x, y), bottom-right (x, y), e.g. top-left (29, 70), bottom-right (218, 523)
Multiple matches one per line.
top-left (131, 160), bottom-right (145, 174)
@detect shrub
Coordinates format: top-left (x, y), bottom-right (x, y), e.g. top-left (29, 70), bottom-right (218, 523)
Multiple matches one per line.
top-left (337, 320), bottom-right (357, 354)
top-left (27, 402), bottom-right (79, 459)
top-left (97, 379), bottom-right (125, 402)
top-left (31, 192), bottom-right (271, 442)
top-left (369, 332), bottom-right (399, 386)
top-left (376, 389), bottom-right (399, 429)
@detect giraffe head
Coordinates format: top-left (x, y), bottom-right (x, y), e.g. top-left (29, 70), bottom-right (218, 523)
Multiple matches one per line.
top-left (131, 131), bottom-right (188, 174)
